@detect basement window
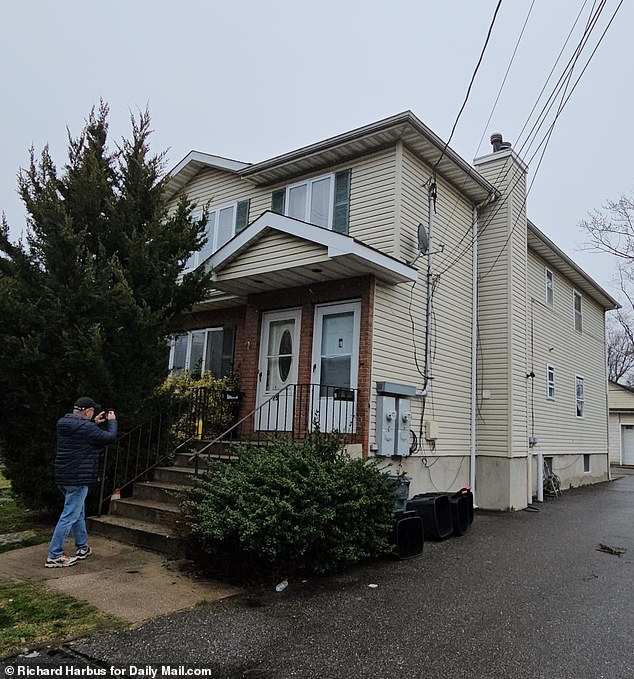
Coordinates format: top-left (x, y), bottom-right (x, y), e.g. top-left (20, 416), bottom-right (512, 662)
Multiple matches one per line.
top-left (583, 454), bottom-right (591, 473)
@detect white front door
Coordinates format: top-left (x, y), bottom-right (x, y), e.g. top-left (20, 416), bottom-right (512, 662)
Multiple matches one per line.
top-left (256, 308), bottom-right (301, 431)
top-left (311, 301), bottom-right (360, 433)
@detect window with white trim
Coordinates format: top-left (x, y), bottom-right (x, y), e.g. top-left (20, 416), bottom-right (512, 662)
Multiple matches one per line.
top-left (183, 200), bottom-right (250, 272)
top-left (545, 268), bottom-right (554, 306)
top-left (547, 364), bottom-right (555, 400)
top-left (575, 375), bottom-right (584, 418)
top-left (271, 169), bottom-right (351, 234)
top-left (169, 326), bottom-right (235, 378)
top-left (573, 290), bottom-right (583, 332)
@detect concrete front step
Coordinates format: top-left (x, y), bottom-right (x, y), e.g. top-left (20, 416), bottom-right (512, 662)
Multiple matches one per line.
top-left (134, 480), bottom-right (185, 505)
top-left (153, 465), bottom-right (205, 486)
top-left (110, 497), bottom-right (184, 529)
top-left (87, 514), bottom-right (184, 557)
top-left (174, 450), bottom-right (239, 470)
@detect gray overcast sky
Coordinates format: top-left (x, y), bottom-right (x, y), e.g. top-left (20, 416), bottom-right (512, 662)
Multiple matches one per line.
top-left (1, 0), bottom-right (631, 299)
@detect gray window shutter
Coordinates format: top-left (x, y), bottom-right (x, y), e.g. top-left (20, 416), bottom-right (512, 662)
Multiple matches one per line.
top-left (271, 189), bottom-right (286, 215)
top-left (235, 199), bottom-right (250, 234)
top-left (332, 169), bottom-right (351, 234)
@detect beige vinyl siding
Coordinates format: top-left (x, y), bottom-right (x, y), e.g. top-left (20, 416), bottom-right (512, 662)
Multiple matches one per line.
top-left (508, 179), bottom-right (530, 458)
top-left (218, 233), bottom-right (329, 279)
top-left (473, 156), bottom-right (528, 458)
top-left (348, 149), bottom-right (397, 253)
top-left (527, 249), bottom-right (608, 455)
top-left (247, 148), bottom-right (397, 248)
top-left (608, 413), bottom-right (621, 463)
top-left (177, 167), bottom-right (264, 211)
top-left (371, 150), bottom-right (476, 455)
top-left (609, 381), bottom-right (634, 410)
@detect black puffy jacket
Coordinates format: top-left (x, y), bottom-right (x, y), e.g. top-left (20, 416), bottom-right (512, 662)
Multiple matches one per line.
top-left (54, 414), bottom-right (118, 486)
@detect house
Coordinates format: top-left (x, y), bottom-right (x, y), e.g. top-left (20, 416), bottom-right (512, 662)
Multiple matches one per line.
top-left (608, 380), bottom-right (634, 465)
top-left (164, 111), bottom-right (618, 511)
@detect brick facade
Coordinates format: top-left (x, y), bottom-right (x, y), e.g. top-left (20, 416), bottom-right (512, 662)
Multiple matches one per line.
top-left (183, 275), bottom-right (375, 455)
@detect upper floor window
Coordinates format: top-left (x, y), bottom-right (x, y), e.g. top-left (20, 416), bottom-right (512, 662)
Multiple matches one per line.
top-left (547, 364), bottom-right (555, 400)
top-left (169, 326), bottom-right (235, 378)
top-left (575, 375), bottom-right (584, 418)
top-left (184, 200), bottom-right (250, 272)
top-left (545, 268), bottom-right (554, 306)
top-left (573, 290), bottom-right (583, 332)
top-left (271, 169), bottom-right (351, 234)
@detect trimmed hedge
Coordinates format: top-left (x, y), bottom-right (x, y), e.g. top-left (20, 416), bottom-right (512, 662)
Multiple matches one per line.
top-left (182, 434), bottom-right (397, 581)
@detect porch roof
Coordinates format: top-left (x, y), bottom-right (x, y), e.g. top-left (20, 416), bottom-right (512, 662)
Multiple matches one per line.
top-left (203, 211), bottom-right (418, 296)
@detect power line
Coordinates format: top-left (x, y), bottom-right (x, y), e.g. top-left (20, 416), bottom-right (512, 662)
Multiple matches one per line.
top-left (477, 0), bottom-right (624, 282)
top-left (431, 0), bottom-right (504, 178)
top-left (475, 0), bottom-right (537, 158)
top-left (435, 0), bottom-right (618, 279)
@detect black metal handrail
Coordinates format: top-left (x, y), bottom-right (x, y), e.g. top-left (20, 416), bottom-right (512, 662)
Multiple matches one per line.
top-left (96, 386), bottom-right (240, 514)
top-left (188, 383), bottom-right (360, 474)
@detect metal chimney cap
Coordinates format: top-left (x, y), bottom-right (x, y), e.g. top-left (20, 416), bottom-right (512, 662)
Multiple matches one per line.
top-left (490, 133), bottom-right (503, 152)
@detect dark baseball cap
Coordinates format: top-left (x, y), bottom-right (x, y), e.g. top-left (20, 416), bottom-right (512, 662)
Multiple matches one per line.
top-left (74, 396), bottom-right (97, 410)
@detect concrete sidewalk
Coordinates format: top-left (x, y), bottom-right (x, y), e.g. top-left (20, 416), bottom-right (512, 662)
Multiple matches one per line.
top-left (0, 536), bottom-right (239, 623)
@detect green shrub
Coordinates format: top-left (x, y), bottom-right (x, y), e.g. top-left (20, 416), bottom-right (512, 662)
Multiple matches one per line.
top-left (156, 369), bottom-right (241, 442)
top-left (182, 434), bottom-right (397, 581)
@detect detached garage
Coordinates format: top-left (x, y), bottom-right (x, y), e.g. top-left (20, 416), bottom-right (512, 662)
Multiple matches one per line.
top-left (608, 381), bottom-right (634, 466)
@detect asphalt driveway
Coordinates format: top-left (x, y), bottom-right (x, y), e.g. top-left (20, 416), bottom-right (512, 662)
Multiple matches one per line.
top-left (5, 469), bottom-right (634, 678)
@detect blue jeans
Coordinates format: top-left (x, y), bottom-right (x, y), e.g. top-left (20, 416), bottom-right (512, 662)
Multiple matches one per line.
top-left (47, 485), bottom-right (89, 559)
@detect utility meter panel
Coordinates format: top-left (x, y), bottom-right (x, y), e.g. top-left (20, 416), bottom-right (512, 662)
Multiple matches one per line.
top-left (376, 395), bottom-right (397, 456)
top-left (396, 397), bottom-right (412, 456)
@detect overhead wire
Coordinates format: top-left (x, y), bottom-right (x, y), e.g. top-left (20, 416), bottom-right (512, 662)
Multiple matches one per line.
top-left (476, 0), bottom-right (624, 282)
top-left (436, 0), bottom-right (590, 256)
top-left (474, 0), bottom-right (538, 158)
top-left (430, 0), bottom-right (504, 178)
top-left (435, 0), bottom-right (620, 279)
top-left (437, 0), bottom-right (607, 277)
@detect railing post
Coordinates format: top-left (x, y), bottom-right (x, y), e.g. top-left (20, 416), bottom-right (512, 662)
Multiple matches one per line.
top-left (98, 447), bottom-right (109, 517)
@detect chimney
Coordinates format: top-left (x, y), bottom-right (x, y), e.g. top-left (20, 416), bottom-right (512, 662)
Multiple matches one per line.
top-left (490, 133), bottom-right (512, 153)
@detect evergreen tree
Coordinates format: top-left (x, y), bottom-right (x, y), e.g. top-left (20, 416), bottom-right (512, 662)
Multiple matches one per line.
top-left (0, 103), bottom-right (212, 510)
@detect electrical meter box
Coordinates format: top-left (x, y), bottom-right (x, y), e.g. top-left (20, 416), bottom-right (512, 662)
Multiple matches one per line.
top-left (396, 397), bottom-right (412, 455)
top-left (375, 382), bottom-right (416, 456)
top-left (376, 395), bottom-right (397, 456)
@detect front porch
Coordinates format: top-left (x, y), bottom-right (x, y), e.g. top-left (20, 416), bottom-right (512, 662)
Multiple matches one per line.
top-left (88, 380), bottom-right (365, 555)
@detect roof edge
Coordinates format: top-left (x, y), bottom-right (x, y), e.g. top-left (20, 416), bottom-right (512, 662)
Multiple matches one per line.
top-left (528, 220), bottom-right (619, 310)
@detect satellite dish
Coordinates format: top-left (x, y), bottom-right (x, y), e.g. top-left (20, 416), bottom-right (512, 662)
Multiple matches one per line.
top-left (417, 223), bottom-right (429, 254)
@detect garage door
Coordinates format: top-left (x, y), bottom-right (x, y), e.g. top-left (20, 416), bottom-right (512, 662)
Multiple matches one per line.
top-left (622, 425), bottom-right (634, 465)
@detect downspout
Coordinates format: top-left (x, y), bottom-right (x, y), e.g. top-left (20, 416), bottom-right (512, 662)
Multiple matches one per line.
top-left (471, 192), bottom-right (497, 502)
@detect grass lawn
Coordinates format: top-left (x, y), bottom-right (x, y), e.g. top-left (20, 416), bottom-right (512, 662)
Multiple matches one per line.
top-left (0, 580), bottom-right (125, 659)
top-left (0, 471), bottom-right (127, 658)
top-left (0, 471), bottom-right (50, 554)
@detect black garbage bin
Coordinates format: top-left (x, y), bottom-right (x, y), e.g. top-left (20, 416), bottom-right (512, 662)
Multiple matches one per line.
top-left (391, 509), bottom-right (424, 559)
top-left (410, 489), bottom-right (474, 537)
top-left (406, 494), bottom-right (453, 540)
